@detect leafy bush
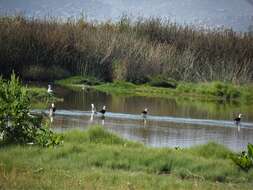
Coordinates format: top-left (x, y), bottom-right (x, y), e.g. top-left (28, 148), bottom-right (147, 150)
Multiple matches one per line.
top-left (231, 144), bottom-right (253, 172)
top-left (35, 125), bottom-right (63, 147)
top-left (207, 82), bottom-right (241, 99)
top-left (0, 73), bottom-right (62, 146)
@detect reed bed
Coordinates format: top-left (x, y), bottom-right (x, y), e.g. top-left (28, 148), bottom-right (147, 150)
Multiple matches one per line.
top-left (0, 15), bottom-right (253, 83)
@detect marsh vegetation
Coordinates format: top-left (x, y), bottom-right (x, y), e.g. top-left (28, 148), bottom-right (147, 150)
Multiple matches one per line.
top-left (1, 126), bottom-right (253, 190)
top-left (0, 74), bottom-right (252, 190)
top-left (1, 15), bottom-right (253, 190)
top-left (0, 15), bottom-right (253, 84)
top-left (56, 76), bottom-right (253, 102)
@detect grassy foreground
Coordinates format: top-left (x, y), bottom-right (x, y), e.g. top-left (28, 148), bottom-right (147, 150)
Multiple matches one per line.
top-left (0, 126), bottom-right (253, 190)
top-left (56, 76), bottom-right (253, 102)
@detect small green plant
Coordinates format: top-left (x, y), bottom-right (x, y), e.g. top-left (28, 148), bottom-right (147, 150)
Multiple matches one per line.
top-left (0, 73), bottom-right (62, 146)
top-left (231, 143), bottom-right (253, 172)
top-left (35, 124), bottom-right (63, 147)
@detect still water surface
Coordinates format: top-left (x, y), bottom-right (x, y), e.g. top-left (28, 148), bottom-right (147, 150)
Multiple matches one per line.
top-left (48, 86), bottom-right (253, 151)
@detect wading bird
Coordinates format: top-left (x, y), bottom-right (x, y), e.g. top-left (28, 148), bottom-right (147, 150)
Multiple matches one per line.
top-left (91, 103), bottom-right (97, 114)
top-left (234, 113), bottom-right (242, 126)
top-left (234, 113), bottom-right (243, 132)
top-left (49, 103), bottom-right (56, 117)
top-left (141, 108), bottom-right (148, 126)
top-left (99, 105), bottom-right (106, 115)
top-left (141, 108), bottom-right (148, 116)
top-left (47, 84), bottom-right (53, 94)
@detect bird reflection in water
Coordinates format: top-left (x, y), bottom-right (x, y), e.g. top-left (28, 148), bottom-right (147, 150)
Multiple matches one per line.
top-left (142, 117), bottom-right (147, 126)
top-left (89, 112), bottom-right (94, 123)
top-left (49, 103), bottom-right (56, 123)
top-left (101, 115), bottom-right (105, 126)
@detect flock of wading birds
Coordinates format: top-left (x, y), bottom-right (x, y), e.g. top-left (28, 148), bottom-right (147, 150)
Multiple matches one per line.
top-left (47, 85), bottom-right (243, 127)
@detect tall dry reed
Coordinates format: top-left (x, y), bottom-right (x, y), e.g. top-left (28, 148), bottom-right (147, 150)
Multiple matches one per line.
top-left (0, 15), bottom-right (252, 83)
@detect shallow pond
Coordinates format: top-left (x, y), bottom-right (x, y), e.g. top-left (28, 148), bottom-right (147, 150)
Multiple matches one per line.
top-left (41, 85), bottom-right (253, 151)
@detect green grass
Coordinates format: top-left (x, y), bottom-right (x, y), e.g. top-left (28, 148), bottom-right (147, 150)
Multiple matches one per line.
top-left (95, 81), bottom-right (253, 103)
top-left (26, 86), bottom-right (62, 108)
top-left (176, 82), bottom-right (253, 101)
top-left (55, 76), bottom-right (102, 91)
top-left (0, 126), bottom-right (253, 189)
top-left (56, 76), bottom-right (253, 102)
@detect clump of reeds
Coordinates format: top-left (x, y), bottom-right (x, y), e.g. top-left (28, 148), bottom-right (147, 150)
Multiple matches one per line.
top-left (0, 15), bottom-right (253, 83)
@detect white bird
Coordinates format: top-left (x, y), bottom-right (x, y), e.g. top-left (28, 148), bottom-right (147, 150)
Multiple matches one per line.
top-left (91, 103), bottom-right (97, 114)
top-left (49, 103), bottom-right (56, 117)
top-left (47, 84), bottom-right (53, 94)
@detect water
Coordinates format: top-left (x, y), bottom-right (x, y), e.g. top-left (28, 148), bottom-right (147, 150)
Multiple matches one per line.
top-left (40, 86), bottom-right (253, 151)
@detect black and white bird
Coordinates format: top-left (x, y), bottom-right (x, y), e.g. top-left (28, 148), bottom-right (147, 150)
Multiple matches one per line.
top-left (141, 108), bottom-right (148, 116)
top-left (49, 103), bottom-right (56, 117)
top-left (47, 84), bottom-right (53, 94)
top-left (234, 113), bottom-right (242, 125)
top-left (99, 105), bottom-right (106, 115)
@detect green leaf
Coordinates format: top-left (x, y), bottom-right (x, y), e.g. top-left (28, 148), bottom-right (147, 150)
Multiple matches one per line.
top-left (248, 143), bottom-right (253, 159)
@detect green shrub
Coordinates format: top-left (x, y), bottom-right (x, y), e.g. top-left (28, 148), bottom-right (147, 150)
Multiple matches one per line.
top-left (0, 73), bottom-right (62, 146)
top-left (35, 124), bottom-right (63, 147)
top-left (208, 82), bottom-right (241, 99)
top-left (231, 144), bottom-right (253, 172)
